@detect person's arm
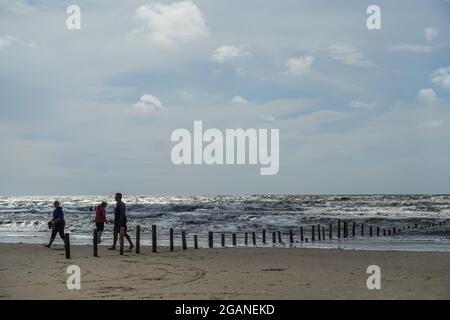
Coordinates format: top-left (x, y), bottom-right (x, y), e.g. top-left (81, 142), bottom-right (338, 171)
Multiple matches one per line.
top-left (52, 209), bottom-right (61, 223)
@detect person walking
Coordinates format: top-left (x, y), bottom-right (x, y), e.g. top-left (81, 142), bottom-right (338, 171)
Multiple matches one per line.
top-left (94, 201), bottom-right (107, 243)
top-left (44, 201), bottom-right (66, 248)
top-left (108, 193), bottom-right (134, 251)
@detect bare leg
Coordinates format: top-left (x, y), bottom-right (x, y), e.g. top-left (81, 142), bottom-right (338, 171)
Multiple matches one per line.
top-left (44, 238), bottom-right (55, 248)
top-left (108, 230), bottom-right (118, 250)
top-left (125, 233), bottom-right (134, 250)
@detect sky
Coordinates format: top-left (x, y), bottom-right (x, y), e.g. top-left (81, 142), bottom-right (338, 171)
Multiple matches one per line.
top-left (0, 0), bottom-right (449, 195)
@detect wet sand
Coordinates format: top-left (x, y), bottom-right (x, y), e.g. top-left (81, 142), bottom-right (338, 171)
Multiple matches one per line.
top-left (0, 243), bottom-right (449, 299)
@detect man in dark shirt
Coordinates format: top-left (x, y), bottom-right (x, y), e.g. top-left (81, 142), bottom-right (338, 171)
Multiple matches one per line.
top-left (44, 201), bottom-right (66, 248)
top-left (108, 193), bottom-right (134, 251)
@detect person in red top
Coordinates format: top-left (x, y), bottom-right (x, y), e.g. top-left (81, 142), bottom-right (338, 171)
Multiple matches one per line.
top-left (94, 202), bottom-right (107, 243)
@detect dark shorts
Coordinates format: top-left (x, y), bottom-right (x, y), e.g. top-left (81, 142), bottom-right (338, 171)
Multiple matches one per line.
top-left (114, 225), bottom-right (127, 233)
top-left (95, 222), bottom-right (104, 232)
top-left (51, 220), bottom-right (65, 240)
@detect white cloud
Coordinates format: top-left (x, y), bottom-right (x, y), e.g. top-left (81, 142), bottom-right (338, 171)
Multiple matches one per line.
top-left (0, 35), bottom-right (15, 49)
top-left (0, 1), bottom-right (36, 15)
top-left (130, 94), bottom-right (164, 113)
top-left (390, 44), bottom-right (434, 53)
top-left (424, 120), bottom-right (443, 128)
top-left (212, 45), bottom-right (250, 63)
top-left (431, 67), bottom-right (450, 89)
top-left (350, 100), bottom-right (376, 109)
top-left (285, 55), bottom-right (314, 75)
top-left (0, 35), bottom-right (36, 49)
top-left (418, 88), bottom-right (437, 103)
top-left (425, 27), bottom-right (439, 42)
top-left (298, 110), bottom-right (348, 126)
top-left (230, 95), bottom-right (249, 105)
top-left (211, 69), bottom-right (223, 77)
top-left (132, 1), bottom-right (209, 47)
top-left (235, 67), bottom-right (244, 76)
top-left (258, 115), bottom-right (275, 122)
top-left (328, 43), bottom-right (373, 67)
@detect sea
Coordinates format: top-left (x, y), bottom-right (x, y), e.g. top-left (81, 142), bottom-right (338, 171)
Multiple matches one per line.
top-left (0, 194), bottom-right (449, 252)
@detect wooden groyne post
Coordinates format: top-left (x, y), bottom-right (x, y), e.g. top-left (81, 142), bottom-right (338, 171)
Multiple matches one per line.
top-left (312, 225), bottom-right (315, 241)
top-left (252, 231), bottom-right (256, 245)
top-left (232, 233), bottom-right (237, 246)
top-left (352, 222), bottom-right (356, 237)
top-left (182, 230), bottom-right (187, 250)
top-left (329, 223), bottom-right (332, 239)
top-left (221, 233), bottom-right (225, 247)
top-left (208, 231), bottom-right (213, 248)
top-left (338, 220), bottom-right (341, 238)
top-left (170, 228), bottom-right (174, 252)
top-left (317, 224), bottom-right (321, 241)
top-left (135, 225), bottom-right (140, 254)
top-left (65, 233), bottom-right (70, 259)
top-left (262, 229), bottom-right (266, 244)
top-left (289, 230), bottom-right (294, 244)
top-left (93, 229), bottom-right (98, 257)
top-left (152, 225), bottom-right (157, 253)
top-left (194, 235), bottom-right (198, 249)
top-left (119, 227), bottom-right (124, 255)
top-left (300, 226), bottom-right (304, 242)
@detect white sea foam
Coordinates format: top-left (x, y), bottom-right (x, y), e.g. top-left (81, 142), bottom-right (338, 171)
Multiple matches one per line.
top-left (0, 195), bottom-right (449, 250)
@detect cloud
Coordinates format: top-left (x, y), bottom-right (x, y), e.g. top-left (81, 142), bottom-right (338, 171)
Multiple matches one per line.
top-left (0, 35), bottom-right (36, 49)
top-left (132, 1), bottom-right (209, 47)
top-left (350, 100), bottom-right (376, 109)
top-left (425, 27), bottom-right (438, 42)
top-left (297, 110), bottom-right (348, 127)
top-left (0, 35), bottom-right (15, 49)
top-left (418, 88), bottom-right (437, 103)
top-left (285, 55), bottom-right (314, 75)
top-left (211, 69), bottom-right (223, 76)
top-left (328, 43), bottom-right (373, 67)
top-left (212, 45), bottom-right (250, 63)
top-left (130, 94), bottom-right (164, 113)
top-left (431, 67), bottom-right (450, 89)
top-left (230, 95), bottom-right (249, 105)
top-left (390, 44), bottom-right (434, 53)
top-left (423, 120), bottom-right (443, 128)
top-left (0, 1), bottom-right (36, 15)
top-left (235, 67), bottom-right (244, 76)
top-left (258, 114), bottom-right (275, 122)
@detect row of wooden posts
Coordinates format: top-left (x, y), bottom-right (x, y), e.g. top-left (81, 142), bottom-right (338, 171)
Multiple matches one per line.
top-left (62, 220), bottom-right (447, 259)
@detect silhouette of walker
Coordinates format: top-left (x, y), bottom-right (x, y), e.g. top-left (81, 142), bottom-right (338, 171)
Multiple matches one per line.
top-left (44, 201), bottom-right (66, 248)
top-left (108, 193), bottom-right (134, 251)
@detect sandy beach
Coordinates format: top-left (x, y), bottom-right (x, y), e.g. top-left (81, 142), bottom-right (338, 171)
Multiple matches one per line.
top-left (0, 243), bottom-right (449, 300)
